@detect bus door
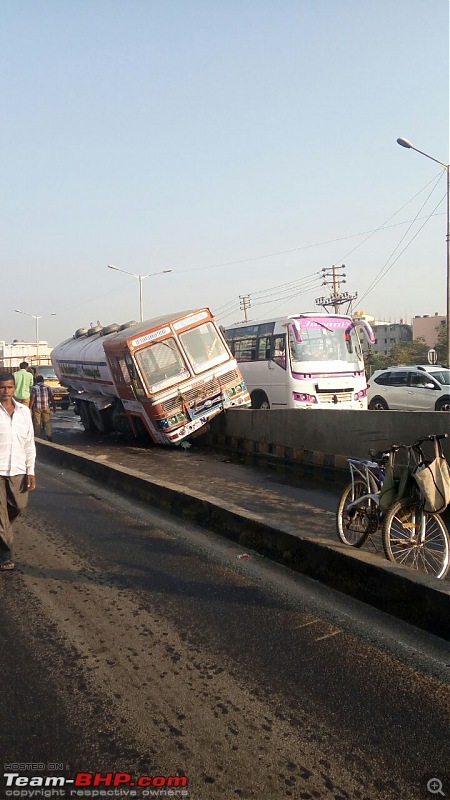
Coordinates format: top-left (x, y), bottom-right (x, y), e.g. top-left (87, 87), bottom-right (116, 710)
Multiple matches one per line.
top-left (267, 334), bottom-right (288, 407)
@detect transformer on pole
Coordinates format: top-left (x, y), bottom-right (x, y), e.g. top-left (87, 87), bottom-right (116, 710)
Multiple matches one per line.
top-left (315, 265), bottom-right (358, 314)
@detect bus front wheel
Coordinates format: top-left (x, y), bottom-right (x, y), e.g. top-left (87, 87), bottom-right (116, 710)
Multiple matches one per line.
top-left (251, 391), bottom-right (270, 410)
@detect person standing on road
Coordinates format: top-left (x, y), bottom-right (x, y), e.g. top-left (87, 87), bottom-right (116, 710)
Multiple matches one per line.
top-left (0, 372), bottom-right (36, 571)
top-left (13, 361), bottom-right (34, 407)
top-left (30, 374), bottom-right (56, 441)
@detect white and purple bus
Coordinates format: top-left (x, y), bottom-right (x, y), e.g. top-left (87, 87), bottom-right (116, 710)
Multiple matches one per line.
top-left (224, 313), bottom-right (375, 410)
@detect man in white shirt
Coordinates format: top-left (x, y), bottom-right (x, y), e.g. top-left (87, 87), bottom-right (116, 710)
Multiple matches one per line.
top-left (0, 372), bottom-right (36, 570)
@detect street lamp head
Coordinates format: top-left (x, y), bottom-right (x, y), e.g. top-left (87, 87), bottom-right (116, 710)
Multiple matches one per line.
top-left (107, 263), bottom-right (138, 278)
top-left (108, 264), bottom-right (172, 321)
top-left (15, 309), bottom-right (56, 319)
top-left (397, 137), bottom-right (413, 149)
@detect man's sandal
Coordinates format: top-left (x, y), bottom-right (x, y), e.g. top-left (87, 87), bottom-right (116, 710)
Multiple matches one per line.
top-left (0, 561), bottom-right (15, 571)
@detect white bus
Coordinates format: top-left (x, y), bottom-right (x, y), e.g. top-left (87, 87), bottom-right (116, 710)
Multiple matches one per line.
top-left (223, 313), bottom-right (375, 410)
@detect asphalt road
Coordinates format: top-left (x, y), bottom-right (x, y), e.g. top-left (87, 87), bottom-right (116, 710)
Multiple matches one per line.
top-left (1, 461), bottom-right (448, 800)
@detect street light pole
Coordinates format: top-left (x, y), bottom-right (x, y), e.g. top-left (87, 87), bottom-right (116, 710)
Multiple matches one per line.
top-left (107, 265), bottom-right (172, 322)
top-left (139, 275), bottom-right (144, 323)
top-left (35, 316), bottom-right (40, 362)
top-left (396, 137), bottom-right (450, 368)
top-left (15, 310), bottom-right (57, 364)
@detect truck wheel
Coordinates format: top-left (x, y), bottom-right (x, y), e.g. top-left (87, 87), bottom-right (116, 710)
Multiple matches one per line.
top-left (79, 402), bottom-right (95, 432)
top-left (89, 405), bottom-right (113, 433)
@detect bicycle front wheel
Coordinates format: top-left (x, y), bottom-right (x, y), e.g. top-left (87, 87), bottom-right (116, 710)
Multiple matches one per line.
top-left (382, 500), bottom-right (450, 579)
top-left (336, 479), bottom-right (373, 547)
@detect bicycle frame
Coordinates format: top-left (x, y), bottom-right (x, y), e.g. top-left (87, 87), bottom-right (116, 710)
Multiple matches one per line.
top-left (399, 508), bottom-right (427, 540)
top-left (345, 459), bottom-right (384, 512)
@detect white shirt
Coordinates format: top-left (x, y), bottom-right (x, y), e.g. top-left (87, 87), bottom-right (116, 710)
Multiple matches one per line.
top-left (0, 400), bottom-right (36, 476)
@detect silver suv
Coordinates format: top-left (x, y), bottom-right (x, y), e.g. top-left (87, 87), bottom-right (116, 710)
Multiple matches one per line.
top-left (367, 365), bottom-right (450, 411)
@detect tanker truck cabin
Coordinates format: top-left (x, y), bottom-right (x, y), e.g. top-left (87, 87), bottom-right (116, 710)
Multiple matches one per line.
top-left (51, 309), bottom-right (250, 445)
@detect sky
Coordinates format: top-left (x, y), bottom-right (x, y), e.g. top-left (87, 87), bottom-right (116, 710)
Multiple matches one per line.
top-left (1, 0), bottom-right (449, 347)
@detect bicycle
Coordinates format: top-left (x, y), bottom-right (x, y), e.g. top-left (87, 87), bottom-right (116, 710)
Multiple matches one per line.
top-left (382, 434), bottom-right (450, 580)
top-left (336, 445), bottom-right (401, 548)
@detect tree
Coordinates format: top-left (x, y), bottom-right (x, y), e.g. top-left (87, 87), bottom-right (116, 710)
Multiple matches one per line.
top-left (435, 321), bottom-right (448, 367)
top-left (368, 352), bottom-right (390, 372)
top-left (388, 338), bottom-right (429, 365)
top-left (367, 338), bottom-right (429, 373)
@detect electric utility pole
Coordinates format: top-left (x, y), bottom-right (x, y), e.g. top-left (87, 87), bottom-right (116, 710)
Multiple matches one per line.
top-left (315, 265), bottom-right (358, 314)
top-left (239, 295), bottom-right (251, 322)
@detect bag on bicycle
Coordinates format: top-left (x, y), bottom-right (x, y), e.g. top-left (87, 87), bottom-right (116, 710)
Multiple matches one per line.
top-left (413, 439), bottom-right (450, 514)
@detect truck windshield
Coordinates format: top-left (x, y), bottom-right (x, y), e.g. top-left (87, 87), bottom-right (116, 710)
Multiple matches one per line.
top-left (38, 367), bottom-right (58, 380)
top-left (179, 322), bottom-right (229, 373)
top-left (288, 318), bottom-right (363, 371)
top-left (135, 338), bottom-right (189, 394)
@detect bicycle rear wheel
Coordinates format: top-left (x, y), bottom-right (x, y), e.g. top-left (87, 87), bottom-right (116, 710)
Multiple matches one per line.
top-left (336, 479), bottom-right (373, 547)
top-left (382, 500), bottom-right (450, 579)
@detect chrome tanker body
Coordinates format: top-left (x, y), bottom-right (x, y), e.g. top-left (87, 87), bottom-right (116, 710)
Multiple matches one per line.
top-left (51, 310), bottom-right (250, 444)
top-left (51, 325), bottom-right (118, 397)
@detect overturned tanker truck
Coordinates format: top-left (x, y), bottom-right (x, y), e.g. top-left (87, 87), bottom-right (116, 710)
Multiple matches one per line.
top-left (51, 308), bottom-right (251, 445)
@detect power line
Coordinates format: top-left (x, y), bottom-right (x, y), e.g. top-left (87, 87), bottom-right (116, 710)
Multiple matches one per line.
top-left (359, 192), bottom-right (446, 304)
top-left (215, 271), bottom-right (323, 321)
top-left (250, 270), bottom-right (322, 297)
top-left (359, 179), bottom-right (445, 305)
top-left (252, 278), bottom-right (323, 306)
top-left (174, 193), bottom-right (444, 276)
top-left (335, 171), bottom-right (444, 264)
top-left (214, 296), bottom-right (243, 314)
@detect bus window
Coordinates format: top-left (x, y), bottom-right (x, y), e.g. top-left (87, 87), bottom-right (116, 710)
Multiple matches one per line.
top-left (272, 335), bottom-right (286, 369)
top-left (233, 336), bottom-right (257, 362)
top-left (258, 336), bottom-right (272, 360)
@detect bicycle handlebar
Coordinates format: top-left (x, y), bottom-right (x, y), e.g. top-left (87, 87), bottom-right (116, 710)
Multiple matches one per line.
top-left (413, 433), bottom-right (448, 447)
top-left (367, 434), bottom-right (447, 463)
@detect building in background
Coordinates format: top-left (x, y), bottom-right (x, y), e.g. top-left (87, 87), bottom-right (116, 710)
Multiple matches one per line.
top-left (412, 314), bottom-right (446, 347)
top-left (353, 312), bottom-right (412, 358)
top-left (369, 321), bottom-right (413, 357)
top-left (0, 340), bottom-right (52, 370)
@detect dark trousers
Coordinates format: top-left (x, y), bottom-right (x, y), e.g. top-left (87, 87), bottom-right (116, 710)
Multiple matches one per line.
top-left (0, 475), bottom-right (29, 564)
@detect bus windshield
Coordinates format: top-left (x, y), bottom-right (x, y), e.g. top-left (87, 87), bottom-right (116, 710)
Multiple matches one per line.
top-left (288, 317), bottom-right (363, 371)
top-left (179, 322), bottom-right (229, 373)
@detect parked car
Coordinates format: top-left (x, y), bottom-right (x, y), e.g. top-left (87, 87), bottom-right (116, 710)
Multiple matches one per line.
top-left (367, 365), bottom-right (450, 411)
top-left (36, 365), bottom-right (71, 410)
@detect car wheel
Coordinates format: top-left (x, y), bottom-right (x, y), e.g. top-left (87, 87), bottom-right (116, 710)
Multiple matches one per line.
top-left (368, 396), bottom-right (389, 410)
top-left (435, 396), bottom-right (450, 412)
